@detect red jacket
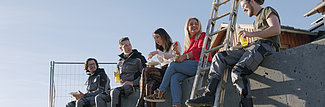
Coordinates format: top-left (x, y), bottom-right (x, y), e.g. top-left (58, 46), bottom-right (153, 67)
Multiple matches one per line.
top-left (183, 32), bottom-right (212, 62)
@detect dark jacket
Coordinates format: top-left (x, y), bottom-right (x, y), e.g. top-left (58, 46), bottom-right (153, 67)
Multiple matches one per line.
top-left (84, 68), bottom-right (110, 97)
top-left (117, 49), bottom-right (147, 87)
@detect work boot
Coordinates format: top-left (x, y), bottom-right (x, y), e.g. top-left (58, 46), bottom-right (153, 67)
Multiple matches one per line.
top-left (185, 78), bottom-right (220, 106)
top-left (185, 95), bottom-right (215, 106)
top-left (240, 97), bottom-right (253, 107)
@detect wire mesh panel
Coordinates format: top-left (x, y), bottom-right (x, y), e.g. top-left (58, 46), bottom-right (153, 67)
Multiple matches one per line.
top-left (49, 61), bottom-right (118, 107)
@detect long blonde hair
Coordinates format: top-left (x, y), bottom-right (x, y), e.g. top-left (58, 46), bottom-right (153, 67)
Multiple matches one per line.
top-left (184, 17), bottom-right (202, 50)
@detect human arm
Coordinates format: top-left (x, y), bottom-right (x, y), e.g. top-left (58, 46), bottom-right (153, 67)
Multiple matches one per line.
top-left (148, 51), bottom-right (158, 60)
top-left (130, 58), bottom-right (143, 87)
top-left (238, 13), bottom-right (281, 38)
top-left (174, 52), bottom-right (193, 63)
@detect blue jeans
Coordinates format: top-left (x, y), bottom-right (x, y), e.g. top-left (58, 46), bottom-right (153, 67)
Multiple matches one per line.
top-left (159, 60), bottom-right (199, 105)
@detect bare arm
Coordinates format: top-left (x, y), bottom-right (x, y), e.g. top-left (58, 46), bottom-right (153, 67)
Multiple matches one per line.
top-left (239, 13), bottom-right (281, 38)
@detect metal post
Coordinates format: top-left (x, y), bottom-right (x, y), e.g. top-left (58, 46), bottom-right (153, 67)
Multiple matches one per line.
top-left (49, 61), bottom-right (55, 107)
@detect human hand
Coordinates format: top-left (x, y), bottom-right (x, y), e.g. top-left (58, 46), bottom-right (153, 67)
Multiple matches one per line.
top-left (172, 42), bottom-right (180, 55)
top-left (148, 51), bottom-right (158, 60)
top-left (238, 30), bottom-right (253, 38)
top-left (122, 81), bottom-right (134, 86)
top-left (72, 91), bottom-right (84, 100)
top-left (146, 65), bottom-right (156, 68)
top-left (174, 55), bottom-right (186, 63)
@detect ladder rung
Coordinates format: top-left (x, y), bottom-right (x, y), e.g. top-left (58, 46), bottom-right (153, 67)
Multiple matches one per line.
top-left (200, 67), bottom-right (210, 72)
top-left (214, 0), bottom-right (231, 7)
top-left (212, 11), bottom-right (231, 21)
top-left (195, 87), bottom-right (206, 94)
top-left (206, 44), bottom-right (225, 53)
top-left (210, 27), bottom-right (227, 36)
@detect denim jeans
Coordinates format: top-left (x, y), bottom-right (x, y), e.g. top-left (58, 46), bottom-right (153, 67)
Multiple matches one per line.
top-left (159, 60), bottom-right (199, 105)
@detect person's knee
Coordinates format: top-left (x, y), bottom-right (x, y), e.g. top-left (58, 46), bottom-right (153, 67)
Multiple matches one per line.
top-left (96, 94), bottom-right (108, 102)
top-left (66, 101), bottom-right (75, 107)
top-left (76, 99), bottom-right (85, 106)
top-left (171, 74), bottom-right (182, 83)
top-left (111, 88), bottom-right (121, 97)
top-left (216, 51), bottom-right (227, 58)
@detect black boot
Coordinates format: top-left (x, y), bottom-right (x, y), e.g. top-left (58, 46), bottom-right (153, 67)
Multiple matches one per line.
top-left (185, 78), bottom-right (220, 106)
top-left (240, 98), bottom-right (253, 107)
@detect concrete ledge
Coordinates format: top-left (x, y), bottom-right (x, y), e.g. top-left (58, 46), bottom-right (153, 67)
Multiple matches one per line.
top-left (115, 76), bottom-right (194, 107)
top-left (117, 39), bottom-right (325, 107)
top-left (224, 39), bottom-right (325, 107)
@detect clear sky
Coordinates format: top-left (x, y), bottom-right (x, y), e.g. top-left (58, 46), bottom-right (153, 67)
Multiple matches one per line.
top-left (0, 0), bottom-right (321, 107)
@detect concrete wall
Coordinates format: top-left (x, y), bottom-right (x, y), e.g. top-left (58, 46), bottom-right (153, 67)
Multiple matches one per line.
top-left (111, 77), bottom-right (194, 107)
top-left (224, 39), bottom-right (325, 107)
top-left (115, 39), bottom-right (325, 107)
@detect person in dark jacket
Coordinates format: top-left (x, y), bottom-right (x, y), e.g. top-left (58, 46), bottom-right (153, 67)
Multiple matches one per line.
top-left (66, 58), bottom-right (110, 107)
top-left (96, 37), bottom-right (146, 107)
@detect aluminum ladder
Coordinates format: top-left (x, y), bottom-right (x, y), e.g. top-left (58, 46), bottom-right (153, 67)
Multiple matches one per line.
top-left (189, 0), bottom-right (240, 106)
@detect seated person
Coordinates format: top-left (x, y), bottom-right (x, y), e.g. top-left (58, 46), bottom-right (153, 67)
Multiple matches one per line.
top-left (96, 37), bottom-right (147, 107)
top-left (144, 17), bottom-right (212, 107)
top-left (185, 0), bottom-right (281, 106)
top-left (66, 58), bottom-right (110, 107)
top-left (136, 28), bottom-right (181, 107)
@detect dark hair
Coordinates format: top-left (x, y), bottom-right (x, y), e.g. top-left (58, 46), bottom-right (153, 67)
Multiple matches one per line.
top-left (84, 58), bottom-right (99, 74)
top-left (119, 37), bottom-right (130, 47)
top-left (245, 0), bottom-right (264, 5)
top-left (153, 28), bottom-right (173, 52)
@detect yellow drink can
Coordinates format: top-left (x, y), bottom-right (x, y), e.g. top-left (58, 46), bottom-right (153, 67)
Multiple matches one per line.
top-left (114, 72), bottom-right (120, 83)
top-left (240, 35), bottom-right (248, 46)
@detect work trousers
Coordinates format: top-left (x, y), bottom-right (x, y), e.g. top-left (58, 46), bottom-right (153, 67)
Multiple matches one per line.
top-left (209, 40), bottom-right (274, 97)
top-left (96, 85), bottom-right (135, 107)
top-left (66, 96), bottom-right (95, 107)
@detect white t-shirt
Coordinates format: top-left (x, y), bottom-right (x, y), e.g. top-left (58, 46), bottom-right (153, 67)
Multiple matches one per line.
top-left (156, 41), bottom-right (182, 66)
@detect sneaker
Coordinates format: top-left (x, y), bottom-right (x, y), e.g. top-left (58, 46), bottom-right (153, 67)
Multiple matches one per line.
top-left (144, 89), bottom-right (165, 102)
top-left (172, 104), bottom-right (181, 107)
top-left (185, 95), bottom-right (214, 106)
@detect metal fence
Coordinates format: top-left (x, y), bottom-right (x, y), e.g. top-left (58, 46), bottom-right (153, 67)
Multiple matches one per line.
top-left (49, 61), bottom-right (118, 107)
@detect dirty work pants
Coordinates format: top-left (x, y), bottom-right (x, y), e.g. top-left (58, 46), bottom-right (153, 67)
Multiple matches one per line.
top-left (209, 41), bottom-right (274, 97)
top-left (66, 96), bottom-right (95, 107)
top-left (96, 85), bottom-right (135, 107)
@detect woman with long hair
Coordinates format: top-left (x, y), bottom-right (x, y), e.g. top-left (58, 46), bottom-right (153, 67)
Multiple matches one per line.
top-left (136, 28), bottom-right (181, 107)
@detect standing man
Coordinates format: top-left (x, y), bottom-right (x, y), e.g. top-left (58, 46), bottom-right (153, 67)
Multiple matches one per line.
top-left (96, 37), bottom-right (147, 107)
top-left (185, 0), bottom-right (280, 107)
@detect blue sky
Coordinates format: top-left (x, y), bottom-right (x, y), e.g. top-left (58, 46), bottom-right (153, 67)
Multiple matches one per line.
top-left (0, 0), bottom-right (321, 107)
